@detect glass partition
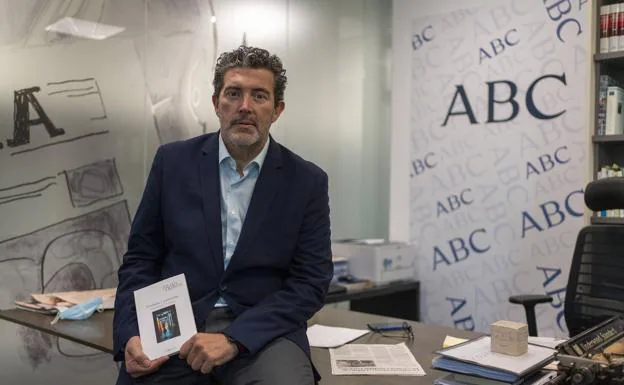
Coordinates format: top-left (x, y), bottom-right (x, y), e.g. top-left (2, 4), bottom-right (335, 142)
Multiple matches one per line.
top-left (0, 0), bottom-right (391, 382)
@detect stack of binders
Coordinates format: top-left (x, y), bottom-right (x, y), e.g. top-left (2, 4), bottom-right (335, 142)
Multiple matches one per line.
top-left (432, 336), bottom-right (557, 385)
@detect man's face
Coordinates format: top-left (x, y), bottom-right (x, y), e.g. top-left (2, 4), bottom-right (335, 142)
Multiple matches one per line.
top-left (213, 67), bottom-right (285, 148)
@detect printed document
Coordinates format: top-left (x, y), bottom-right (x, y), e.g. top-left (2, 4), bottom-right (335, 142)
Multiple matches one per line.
top-left (307, 324), bottom-right (369, 348)
top-left (329, 343), bottom-right (426, 376)
top-left (134, 274), bottom-right (197, 360)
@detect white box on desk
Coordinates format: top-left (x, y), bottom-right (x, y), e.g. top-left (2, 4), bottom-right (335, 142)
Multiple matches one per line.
top-left (331, 240), bottom-right (416, 284)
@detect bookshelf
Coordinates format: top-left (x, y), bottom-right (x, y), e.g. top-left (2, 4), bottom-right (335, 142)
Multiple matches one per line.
top-left (591, 217), bottom-right (624, 224)
top-left (592, 1), bottom-right (624, 222)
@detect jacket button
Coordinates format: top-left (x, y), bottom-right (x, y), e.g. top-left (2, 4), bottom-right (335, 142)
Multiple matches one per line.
top-left (219, 284), bottom-right (227, 291)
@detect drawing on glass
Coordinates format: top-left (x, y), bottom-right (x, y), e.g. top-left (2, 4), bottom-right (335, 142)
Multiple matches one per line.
top-left (62, 159), bottom-right (123, 208)
top-left (0, 176), bottom-right (57, 206)
top-left (0, 201), bottom-right (131, 367)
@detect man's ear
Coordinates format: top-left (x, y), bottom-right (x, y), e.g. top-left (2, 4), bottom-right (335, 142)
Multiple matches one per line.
top-left (272, 101), bottom-right (285, 123)
top-left (212, 95), bottom-right (219, 116)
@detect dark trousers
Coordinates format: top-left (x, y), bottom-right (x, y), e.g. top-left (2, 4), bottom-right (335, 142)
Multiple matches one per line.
top-left (128, 308), bottom-right (314, 385)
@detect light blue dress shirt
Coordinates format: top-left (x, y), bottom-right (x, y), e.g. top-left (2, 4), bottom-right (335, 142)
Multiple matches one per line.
top-left (214, 133), bottom-right (270, 307)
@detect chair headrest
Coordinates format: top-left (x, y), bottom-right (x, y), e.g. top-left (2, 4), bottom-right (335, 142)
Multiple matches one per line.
top-left (585, 177), bottom-right (624, 211)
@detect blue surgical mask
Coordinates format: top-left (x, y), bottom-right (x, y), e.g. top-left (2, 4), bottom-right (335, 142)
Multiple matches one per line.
top-left (51, 296), bottom-right (104, 324)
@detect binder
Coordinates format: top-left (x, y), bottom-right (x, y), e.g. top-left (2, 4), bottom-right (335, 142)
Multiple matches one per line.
top-left (432, 336), bottom-right (555, 383)
top-left (606, 86), bottom-right (624, 135)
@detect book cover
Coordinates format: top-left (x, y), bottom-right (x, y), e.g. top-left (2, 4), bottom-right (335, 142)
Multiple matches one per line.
top-left (557, 316), bottom-right (624, 358)
top-left (134, 273), bottom-right (197, 360)
top-left (606, 86), bottom-right (624, 135)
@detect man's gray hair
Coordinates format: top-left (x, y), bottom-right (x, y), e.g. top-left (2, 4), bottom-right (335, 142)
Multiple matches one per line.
top-left (213, 46), bottom-right (287, 104)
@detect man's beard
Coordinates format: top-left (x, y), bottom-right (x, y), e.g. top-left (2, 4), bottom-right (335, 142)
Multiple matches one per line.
top-left (226, 126), bottom-right (261, 147)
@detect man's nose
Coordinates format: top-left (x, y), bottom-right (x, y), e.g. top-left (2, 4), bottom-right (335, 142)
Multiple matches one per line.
top-left (239, 95), bottom-right (252, 112)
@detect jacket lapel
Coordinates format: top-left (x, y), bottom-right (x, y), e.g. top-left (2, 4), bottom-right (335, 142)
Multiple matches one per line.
top-left (199, 134), bottom-right (224, 273)
top-left (227, 138), bottom-right (283, 271)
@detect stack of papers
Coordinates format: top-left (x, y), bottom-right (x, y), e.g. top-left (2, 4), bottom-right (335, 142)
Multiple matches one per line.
top-left (432, 336), bottom-right (555, 383)
top-left (15, 288), bottom-right (116, 314)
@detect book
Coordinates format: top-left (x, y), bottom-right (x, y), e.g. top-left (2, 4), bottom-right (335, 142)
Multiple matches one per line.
top-left (434, 371), bottom-right (557, 385)
top-left (557, 315), bottom-right (624, 358)
top-left (606, 86), bottom-right (624, 135)
top-left (433, 336), bottom-right (555, 383)
top-left (134, 274), bottom-right (197, 360)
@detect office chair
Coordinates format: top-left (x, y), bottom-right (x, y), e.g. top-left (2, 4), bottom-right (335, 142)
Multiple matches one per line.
top-left (509, 177), bottom-right (624, 337)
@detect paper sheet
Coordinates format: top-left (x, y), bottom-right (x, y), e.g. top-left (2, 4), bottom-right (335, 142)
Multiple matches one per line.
top-left (307, 324), bottom-right (369, 348)
top-left (31, 288), bottom-right (116, 309)
top-left (443, 335), bottom-right (568, 350)
top-left (330, 343), bottom-right (426, 376)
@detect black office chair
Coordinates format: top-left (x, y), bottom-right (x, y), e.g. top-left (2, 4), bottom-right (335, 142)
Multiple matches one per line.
top-left (509, 177), bottom-right (624, 337)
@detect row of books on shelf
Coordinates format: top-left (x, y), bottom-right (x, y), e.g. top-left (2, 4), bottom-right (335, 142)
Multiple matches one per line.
top-left (597, 164), bottom-right (624, 218)
top-left (600, 3), bottom-right (624, 53)
top-left (598, 75), bottom-right (624, 136)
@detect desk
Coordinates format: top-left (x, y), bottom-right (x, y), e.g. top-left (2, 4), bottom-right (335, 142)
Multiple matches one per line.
top-left (0, 306), bottom-right (479, 384)
top-left (325, 280), bottom-right (420, 321)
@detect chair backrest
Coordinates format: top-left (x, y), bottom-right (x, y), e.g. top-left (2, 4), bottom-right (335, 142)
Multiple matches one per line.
top-left (585, 176), bottom-right (624, 211)
top-left (564, 225), bottom-right (624, 336)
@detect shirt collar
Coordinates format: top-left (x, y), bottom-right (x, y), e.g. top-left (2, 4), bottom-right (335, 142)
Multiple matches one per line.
top-left (218, 133), bottom-right (270, 170)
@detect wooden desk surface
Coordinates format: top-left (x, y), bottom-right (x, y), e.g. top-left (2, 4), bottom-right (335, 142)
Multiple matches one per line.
top-left (310, 308), bottom-right (481, 385)
top-left (0, 307), bottom-right (481, 384)
top-left (0, 308), bottom-right (114, 354)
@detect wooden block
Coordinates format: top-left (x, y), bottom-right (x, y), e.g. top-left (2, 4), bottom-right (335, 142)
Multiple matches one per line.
top-left (490, 320), bottom-right (528, 356)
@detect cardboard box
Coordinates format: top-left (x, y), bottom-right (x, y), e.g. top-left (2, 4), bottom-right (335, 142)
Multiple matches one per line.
top-left (490, 320), bottom-right (529, 356)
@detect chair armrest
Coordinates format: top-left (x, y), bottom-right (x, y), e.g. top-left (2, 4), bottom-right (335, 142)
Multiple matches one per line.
top-left (509, 294), bottom-right (553, 306)
top-left (508, 294), bottom-right (553, 336)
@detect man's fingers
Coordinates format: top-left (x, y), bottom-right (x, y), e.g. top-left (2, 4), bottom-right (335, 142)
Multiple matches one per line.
top-left (190, 355), bottom-right (205, 371)
top-left (127, 356), bottom-right (169, 378)
top-left (179, 339), bottom-right (192, 359)
top-left (151, 355), bottom-right (170, 368)
top-left (200, 361), bottom-right (214, 375)
top-left (133, 352), bottom-right (151, 368)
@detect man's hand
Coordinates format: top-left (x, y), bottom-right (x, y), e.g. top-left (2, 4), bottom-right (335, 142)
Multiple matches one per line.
top-left (179, 333), bottom-right (239, 374)
top-left (124, 336), bottom-right (169, 378)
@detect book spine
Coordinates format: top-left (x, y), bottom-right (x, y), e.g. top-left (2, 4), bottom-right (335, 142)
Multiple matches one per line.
top-left (559, 317), bottom-right (624, 357)
top-left (611, 4), bottom-right (621, 52)
top-left (619, 3), bottom-right (624, 51)
top-left (602, 5), bottom-right (611, 53)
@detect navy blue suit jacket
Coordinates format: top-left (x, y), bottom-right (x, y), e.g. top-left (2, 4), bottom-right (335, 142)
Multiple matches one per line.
top-left (113, 132), bottom-right (333, 383)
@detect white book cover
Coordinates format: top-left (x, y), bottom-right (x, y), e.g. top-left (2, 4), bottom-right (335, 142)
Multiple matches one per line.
top-left (606, 86), bottom-right (624, 135)
top-left (134, 273), bottom-right (197, 360)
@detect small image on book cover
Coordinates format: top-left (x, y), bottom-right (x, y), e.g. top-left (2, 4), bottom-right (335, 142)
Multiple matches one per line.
top-left (336, 359), bottom-right (376, 368)
top-left (153, 305), bottom-right (181, 343)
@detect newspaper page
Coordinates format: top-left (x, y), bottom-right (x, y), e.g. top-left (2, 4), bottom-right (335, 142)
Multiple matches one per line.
top-left (329, 343), bottom-right (426, 376)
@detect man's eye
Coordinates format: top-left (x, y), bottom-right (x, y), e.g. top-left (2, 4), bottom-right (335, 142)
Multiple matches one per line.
top-left (254, 93), bottom-right (268, 101)
top-left (225, 90), bottom-right (240, 98)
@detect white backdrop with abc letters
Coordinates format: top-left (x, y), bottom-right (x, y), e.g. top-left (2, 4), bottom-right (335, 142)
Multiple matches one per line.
top-left (391, 0), bottom-right (591, 337)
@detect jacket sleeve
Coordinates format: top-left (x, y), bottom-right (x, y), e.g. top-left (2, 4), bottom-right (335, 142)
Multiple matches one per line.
top-left (224, 170), bottom-right (333, 355)
top-left (112, 146), bottom-right (166, 361)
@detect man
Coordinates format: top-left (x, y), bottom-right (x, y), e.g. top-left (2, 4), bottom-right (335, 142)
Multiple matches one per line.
top-left (113, 45), bottom-right (333, 385)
